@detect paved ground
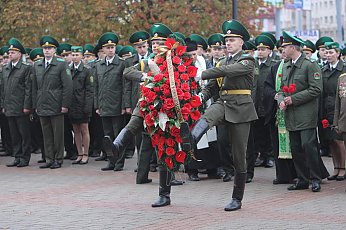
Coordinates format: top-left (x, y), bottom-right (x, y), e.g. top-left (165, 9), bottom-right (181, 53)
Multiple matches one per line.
top-left (0, 153), bottom-right (345, 230)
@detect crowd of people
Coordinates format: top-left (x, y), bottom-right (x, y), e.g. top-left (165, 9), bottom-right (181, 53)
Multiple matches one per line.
top-left (0, 19), bottom-right (345, 211)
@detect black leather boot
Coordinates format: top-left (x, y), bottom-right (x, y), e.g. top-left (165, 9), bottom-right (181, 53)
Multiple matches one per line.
top-left (101, 156), bottom-right (115, 171)
top-left (180, 119), bottom-right (209, 153)
top-left (224, 172), bottom-right (246, 211)
top-left (102, 128), bottom-right (133, 161)
top-left (152, 169), bottom-right (172, 207)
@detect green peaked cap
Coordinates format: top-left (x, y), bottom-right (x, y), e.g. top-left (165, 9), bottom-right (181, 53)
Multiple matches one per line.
top-left (150, 23), bottom-right (172, 40)
top-left (255, 35), bottom-right (275, 50)
top-left (98, 32), bottom-right (119, 47)
top-left (188, 34), bottom-right (208, 50)
top-left (222, 19), bottom-right (250, 42)
top-left (8, 38), bottom-right (26, 54)
top-left (71, 46), bottom-right (83, 53)
top-left (281, 31), bottom-right (303, 47)
top-left (83, 44), bottom-right (95, 55)
top-left (315, 36), bottom-right (333, 49)
top-left (0, 46), bottom-right (9, 56)
top-left (57, 43), bottom-right (72, 55)
top-left (40, 35), bottom-right (59, 48)
top-left (242, 40), bottom-right (257, 51)
top-left (260, 32), bottom-right (277, 44)
top-left (129, 31), bottom-right (150, 45)
top-left (208, 33), bottom-right (224, 47)
top-left (324, 41), bottom-right (340, 50)
top-left (115, 45), bottom-right (123, 54)
top-left (29, 48), bottom-right (44, 61)
top-left (118, 45), bottom-right (136, 57)
top-left (302, 40), bottom-right (316, 53)
top-left (25, 48), bottom-right (32, 55)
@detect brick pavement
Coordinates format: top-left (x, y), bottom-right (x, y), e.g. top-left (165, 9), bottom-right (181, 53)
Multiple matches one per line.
top-left (0, 153), bottom-right (345, 230)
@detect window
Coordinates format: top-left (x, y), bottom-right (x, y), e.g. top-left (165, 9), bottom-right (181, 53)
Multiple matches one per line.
top-left (325, 16), bottom-right (328, 23)
top-left (330, 16), bottom-right (333, 23)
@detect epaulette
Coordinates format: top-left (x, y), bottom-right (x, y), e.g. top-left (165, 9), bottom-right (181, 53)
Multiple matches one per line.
top-left (22, 62), bottom-right (30, 66)
top-left (339, 73), bottom-right (346, 78)
top-left (219, 56), bottom-right (226, 61)
top-left (84, 65), bottom-right (91, 69)
top-left (241, 53), bottom-right (251, 57)
top-left (119, 57), bottom-right (125, 61)
top-left (57, 58), bottom-right (65, 62)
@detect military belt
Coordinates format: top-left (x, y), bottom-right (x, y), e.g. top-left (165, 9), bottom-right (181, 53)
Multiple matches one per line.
top-left (221, 89), bottom-right (251, 95)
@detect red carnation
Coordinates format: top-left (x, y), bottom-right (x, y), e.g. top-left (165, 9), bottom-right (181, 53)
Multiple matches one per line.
top-left (288, 83), bottom-right (297, 93)
top-left (165, 138), bottom-right (175, 147)
top-left (167, 111), bottom-right (175, 118)
top-left (153, 87), bottom-right (160, 92)
top-left (183, 57), bottom-right (193, 66)
top-left (157, 149), bottom-right (163, 160)
top-left (151, 110), bottom-right (158, 118)
top-left (187, 66), bottom-right (198, 77)
top-left (170, 126), bottom-right (180, 137)
top-left (177, 64), bottom-right (186, 73)
top-left (181, 106), bottom-right (191, 115)
top-left (190, 81), bottom-right (197, 90)
top-left (282, 85), bottom-right (289, 93)
top-left (165, 157), bottom-right (173, 169)
top-left (175, 151), bottom-right (186, 163)
top-left (144, 114), bottom-right (154, 127)
top-left (159, 65), bottom-right (167, 72)
top-left (190, 95), bottom-right (202, 108)
top-left (176, 46), bottom-right (187, 56)
top-left (139, 100), bottom-right (147, 108)
top-left (151, 133), bottom-right (160, 146)
top-left (166, 147), bottom-right (175, 156)
top-left (183, 92), bottom-right (191, 100)
top-left (164, 98), bottom-right (175, 109)
top-left (153, 73), bottom-right (164, 82)
top-left (165, 38), bottom-right (176, 49)
top-left (172, 56), bottom-right (181, 65)
top-left (146, 91), bottom-right (157, 103)
top-left (177, 89), bottom-right (184, 100)
top-left (175, 135), bottom-right (182, 143)
top-left (156, 57), bottom-right (164, 64)
top-left (321, 119), bottom-right (329, 129)
top-left (180, 73), bottom-right (189, 80)
top-left (181, 83), bottom-right (190, 92)
top-left (190, 110), bottom-right (201, 121)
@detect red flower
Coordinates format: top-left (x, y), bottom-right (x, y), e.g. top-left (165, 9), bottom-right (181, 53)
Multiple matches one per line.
top-left (153, 87), bottom-right (160, 92)
top-left (151, 133), bottom-right (160, 146)
top-left (190, 95), bottom-right (202, 108)
top-left (144, 114), bottom-right (154, 127)
top-left (166, 147), bottom-right (175, 156)
top-left (175, 151), bottom-right (186, 163)
top-left (183, 92), bottom-right (191, 100)
top-left (153, 73), bottom-right (164, 82)
top-left (181, 106), bottom-right (191, 115)
top-left (139, 100), bottom-right (147, 108)
top-left (181, 83), bottom-right (190, 92)
top-left (165, 138), bottom-right (175, 147)
top-left (282, 85), bottom-right (289, 93)
top-left (183, 57), bottom-right (193, 66)
top-left (278, 74), bottom-right (282, 77)
top-left (165, 38), bottom-right (176, 49)
top-left (170, 126), bottom-right (180, 137)
top-left (146, 91), bottom-right (157, 103)
top-left (177, 65), bottom-right (186, 73)
top-left (177, 89), bottom-right (184, 100)
top-left (159, 65), bottom-right (167, 72)
top-left (165, 157), bottom-right (173, 169)
top-left (156, 57), bottom-right (164, 64)
top-left (157, 149), bottom-right (163, 160)
top-left (187, 66), bottom-right (198, 77)
top-left (164, 98), bottom-right (175, 110)
top-left (288, 83), bottom-right (297, 93)
top-left (167, 111), bottom-right (175, 118)
top-left (176, 46), bottom-right (187, 56)
top-left (190, 81), bottom-right (197, 90)
top-left (321, 119), bottom-right (329, 129)
top-left (180, 73), bottom-right (189, 80)
top-left (151, 110), bottom-right (158, 118)
top-left (175, 135), bottom-right (182, 143)
top-left (172, 56), bottom-right (181, 65)
top-left (190, 110), bottom-right (201, 121)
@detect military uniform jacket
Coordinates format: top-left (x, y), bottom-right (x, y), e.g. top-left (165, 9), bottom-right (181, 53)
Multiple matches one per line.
top-left (1, 59), bottom-right (32, 116)
top-left (281, 54), bottom-right (322, 131)
top-left (201, 50), bottom-right (258, 123)
top-left (69, 62), bottom-right (94, 119)
top-left (125, 54), bottom-right (144, 109)
top-left (32, 57), bottom-right (73, 116)
top-left (321, 61), bottom-right (346, 122)
top-left (94, 55), bottom-right (130, 117)
top-left (255, 57), bottom-right (278, 117)
top-left (334, 73), bottom-right (346, 132)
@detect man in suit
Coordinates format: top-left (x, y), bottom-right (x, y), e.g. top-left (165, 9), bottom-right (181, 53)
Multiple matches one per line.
top-left (181, 20), bottom-right (258, 211)
top-left (32, 36), bottom-right (73, 169)
top-left (1, 38), bottom-right (32, 167)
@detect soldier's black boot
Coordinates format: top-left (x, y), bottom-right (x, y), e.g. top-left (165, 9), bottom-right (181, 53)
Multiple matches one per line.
top-left (101, 156), bottom-right (115, 171)
top-left (180, 119), bottom-right (209, 153)
top-left (102, 128), bottom-right (133, 160)
top-left (152, 169), bottom-right (172, 207)
top-left (224, 172), bottom-right (246, 211)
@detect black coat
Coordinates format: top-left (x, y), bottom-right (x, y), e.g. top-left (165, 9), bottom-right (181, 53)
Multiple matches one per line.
top-left (68, 62), bottom-right (94, 120)
top-left (264, 61), bottom-right (281, 125)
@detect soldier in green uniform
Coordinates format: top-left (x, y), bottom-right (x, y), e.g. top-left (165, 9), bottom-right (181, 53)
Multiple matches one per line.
top-left (260, 32), bottom-right (281, 61)
top-left (69, 46), bottom-right (94, 165)
top-left (181, 20), bottom-right (258, 211)
top-left (321, 42), bottom-right (346, 181)
top-left (302, 40), bottom-right (316, 59)
top-left (32, 36), bottom-right (73, 169)
top-left (118, 46), bottom-right (137, 60)
top-left (242, 40), bottom-right (257, 56)
top-left (315, 36), bottom-right (334, 68)
top-left (0, 46), bottom-right (13, 157)
top-left (94, 32), bottom-right (131, 171)
top-left (278, 31), bottom-right (325, 192)
top-left (1, 38), bottom-right (32, 167)
top-left (83, 44), bottom-right (96, 66)
top-left (253, 35), bottom-right (278, 169)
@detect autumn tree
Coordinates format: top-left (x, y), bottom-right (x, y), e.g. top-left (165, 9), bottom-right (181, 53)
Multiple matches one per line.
top-left (0, 0), bottom-right (262, 48)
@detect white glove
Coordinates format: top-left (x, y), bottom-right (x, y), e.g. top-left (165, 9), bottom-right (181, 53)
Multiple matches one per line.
top-left (141, 73), bottom-right (148, 82)
top-left (148, 58), bottom-right (160, 76)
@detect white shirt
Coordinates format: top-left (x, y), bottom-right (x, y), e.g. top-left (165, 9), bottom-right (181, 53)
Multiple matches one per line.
top-left (258, 59), bottom-right (267, 66)
top-left (106, 56), bottom-right (115, 65)
top-left (12, 61), bottom-right (19, 68)
top-left (329, 61), bottom-right (339, 70)
top-left (291, 54), bottom-right (302, 65)
top-left (138, 52), bottom-right (149, 60)
top-left (45, 58), bottom-right (52, 68)
top-left (74, 61), bottom-right (81, 70)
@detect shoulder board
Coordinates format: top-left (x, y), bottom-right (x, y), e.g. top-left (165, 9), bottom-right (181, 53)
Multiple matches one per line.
top-left (35, 59), bottom-right (43, 64)
top-left (95, 59), bottom-right (101, 63)
top-left (241, 53), bottom-right (251, 57)
top-left (119, 57), bottom-right (125, 61)
top-left (57, 58), bottom-right (65, 62)
top-left (219, 56), bottom-right (226, 61)
top-left (84, 65), bottom-right (91, 69)
top-left (339, 73), bottom-right (346, 78)
top-left (22, 61), bottom-right (30, 66)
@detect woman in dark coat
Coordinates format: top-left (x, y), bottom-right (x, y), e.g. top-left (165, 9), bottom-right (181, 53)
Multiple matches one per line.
top-left (69, 46), bottom-right (93, 164)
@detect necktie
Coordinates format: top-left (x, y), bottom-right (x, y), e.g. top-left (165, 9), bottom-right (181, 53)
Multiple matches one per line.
top-left (46, 61), bottom-right (49, 69)
top-left (226, 56), bottom-right (232, 65)
top-left (141, 56), bottom-right (144, 60)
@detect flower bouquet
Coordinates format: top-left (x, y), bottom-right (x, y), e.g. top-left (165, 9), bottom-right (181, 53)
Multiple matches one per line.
top-left (138, 38), bottom-right (202, 171)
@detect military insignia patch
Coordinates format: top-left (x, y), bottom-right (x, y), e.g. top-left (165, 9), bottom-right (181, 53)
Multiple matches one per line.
top-left (90, 76), bottom-right (94, 83)
top-left (240, 60), bottom-right (249, 66)
top-left (313, 72), bottom-right (321, 79)
top-left (66, 69), bottom-right (71, 76)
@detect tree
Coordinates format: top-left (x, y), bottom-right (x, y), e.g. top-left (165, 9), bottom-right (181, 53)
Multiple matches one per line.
top-left (0, 0), bottom-right (262, 48)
